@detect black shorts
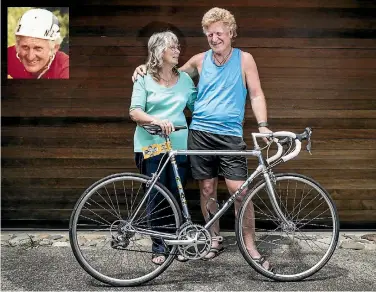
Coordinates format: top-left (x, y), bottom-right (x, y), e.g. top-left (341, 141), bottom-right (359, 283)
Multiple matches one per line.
top-left (188, 129), bottom-right (248, 181)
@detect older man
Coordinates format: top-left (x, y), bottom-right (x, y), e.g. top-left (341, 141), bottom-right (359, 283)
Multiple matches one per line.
top-left (8, 8), bottom-right (69, 79)
top-left (133, 7), bottom-right (271, 268)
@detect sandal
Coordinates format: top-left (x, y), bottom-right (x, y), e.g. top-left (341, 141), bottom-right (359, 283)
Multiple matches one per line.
top-left (202, 246), bottom-right (225, 261)
top-left (251, 256), bottom-right (274, 272)
top-left (151, 253), bottom-right (166, 265)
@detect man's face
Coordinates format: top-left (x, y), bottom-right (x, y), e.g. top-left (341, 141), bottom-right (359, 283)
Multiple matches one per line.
top-left (17, 36), bottom-right (55, 74)
top-left (205, 21), bottom-right (233, 53)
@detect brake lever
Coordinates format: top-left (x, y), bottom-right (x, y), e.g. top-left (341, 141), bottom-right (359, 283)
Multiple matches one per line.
top-left (305, 127), bottom-right (312, 155)
top-left (306, 138), bottom-right (312, 155)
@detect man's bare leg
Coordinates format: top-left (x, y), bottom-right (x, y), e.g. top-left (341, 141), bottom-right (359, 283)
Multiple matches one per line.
top-left (199, 178), bottom-right (222, 258)
top-left (225, 178), bottom-right (270, 269)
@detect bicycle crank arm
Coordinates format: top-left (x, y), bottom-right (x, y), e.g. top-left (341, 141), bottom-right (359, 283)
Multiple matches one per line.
top-left (164, 238), bottom-right (207, 245)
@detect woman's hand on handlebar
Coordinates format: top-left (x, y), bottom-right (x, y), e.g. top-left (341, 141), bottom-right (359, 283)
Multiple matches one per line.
top-left (150, 119), bottom-right (175, 135)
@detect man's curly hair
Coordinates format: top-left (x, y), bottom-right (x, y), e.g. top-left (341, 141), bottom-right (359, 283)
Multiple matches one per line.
top-left (202, 7), bottom-right (237, 38)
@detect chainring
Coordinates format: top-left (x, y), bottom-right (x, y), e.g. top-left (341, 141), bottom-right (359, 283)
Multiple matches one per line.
top-left (177, 224), bottom-right (212, 260)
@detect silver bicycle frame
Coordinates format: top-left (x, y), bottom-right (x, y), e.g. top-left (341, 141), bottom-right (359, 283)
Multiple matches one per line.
top-left (131, 134), bottom-right (291, 238)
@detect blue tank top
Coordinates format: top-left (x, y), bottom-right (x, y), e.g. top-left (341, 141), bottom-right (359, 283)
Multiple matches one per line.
top-left (190, 48), bottom-right (247, 137)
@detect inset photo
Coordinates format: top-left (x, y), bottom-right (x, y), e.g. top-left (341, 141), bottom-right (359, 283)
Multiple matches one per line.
top-left (7, 7), bottom-right (69, 79)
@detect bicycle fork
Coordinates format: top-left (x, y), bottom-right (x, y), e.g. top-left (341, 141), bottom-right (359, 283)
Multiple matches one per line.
top-left (263, 171), bottom-right (294, 230)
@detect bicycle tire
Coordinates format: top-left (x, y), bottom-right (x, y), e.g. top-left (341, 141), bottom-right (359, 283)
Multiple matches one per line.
top-left (69, 172), bottom-right (183, 286)
top-left (236, 173), bottom-right (339, 281)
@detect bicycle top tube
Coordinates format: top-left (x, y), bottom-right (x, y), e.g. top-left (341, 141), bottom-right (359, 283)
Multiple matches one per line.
top-left (141, 124), bottom-right (312, 163)
top-left (175, 149), bottom-right (261, 157)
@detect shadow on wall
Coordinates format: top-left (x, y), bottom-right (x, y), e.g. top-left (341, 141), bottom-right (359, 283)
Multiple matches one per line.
top-left (137, 21), bottom-right (186, 56)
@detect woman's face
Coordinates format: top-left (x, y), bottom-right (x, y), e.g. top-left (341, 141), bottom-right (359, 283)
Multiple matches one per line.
top-left (162, 43), bottom-right (180, 66)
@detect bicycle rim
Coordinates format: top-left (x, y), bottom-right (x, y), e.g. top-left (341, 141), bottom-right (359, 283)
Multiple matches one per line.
top-left (69, 173), bottom-right (182, 286)
top-left (236, 173), bottom-right (339, 281)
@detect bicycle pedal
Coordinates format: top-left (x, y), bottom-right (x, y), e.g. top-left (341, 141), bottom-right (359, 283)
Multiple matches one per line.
top-left (212, 236), bottom-right (224, 242)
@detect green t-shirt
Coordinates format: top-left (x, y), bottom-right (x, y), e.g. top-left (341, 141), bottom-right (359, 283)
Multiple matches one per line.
top-left (130, 71), bottom-right (197, 152)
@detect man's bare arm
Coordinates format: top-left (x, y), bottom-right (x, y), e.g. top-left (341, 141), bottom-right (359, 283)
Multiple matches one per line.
top-left (242, 52), bottom-right (270, 133)
top-left (179, 53), bottom-right (204, 78)
top-left (132, 65), bottom-right (147, 82)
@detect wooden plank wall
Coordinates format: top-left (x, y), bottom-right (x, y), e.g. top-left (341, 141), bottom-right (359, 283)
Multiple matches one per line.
top-left (2, 0), bottom-right (376, 229)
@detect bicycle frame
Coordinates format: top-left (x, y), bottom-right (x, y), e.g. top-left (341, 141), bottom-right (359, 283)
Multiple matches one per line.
top-left (130, 135), bottom-right (291, 241)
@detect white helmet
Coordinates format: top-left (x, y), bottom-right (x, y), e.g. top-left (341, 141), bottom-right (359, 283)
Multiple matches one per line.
top-left (15, 8), bottom-right (61, 41)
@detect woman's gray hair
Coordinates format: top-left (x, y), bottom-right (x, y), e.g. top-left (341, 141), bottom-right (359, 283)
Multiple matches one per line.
top-left (146, 31), bottom-right (179, 81)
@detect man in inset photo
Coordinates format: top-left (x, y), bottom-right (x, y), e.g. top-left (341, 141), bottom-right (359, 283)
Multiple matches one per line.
top-left (7, 7), bottom-right (69, 79)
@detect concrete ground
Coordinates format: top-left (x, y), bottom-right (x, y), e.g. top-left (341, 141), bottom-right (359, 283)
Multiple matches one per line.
top-left (1, 231), bottom-right (375, 291)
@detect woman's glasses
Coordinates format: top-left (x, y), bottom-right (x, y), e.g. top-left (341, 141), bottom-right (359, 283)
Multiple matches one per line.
top-left (169, 45), bottom-right (181, 52)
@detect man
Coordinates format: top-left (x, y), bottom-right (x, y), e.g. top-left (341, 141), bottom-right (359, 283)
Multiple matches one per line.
top-left (8, 8), bottom-right (69, 79)
top-left (133, 7), bottom-right (271, 268)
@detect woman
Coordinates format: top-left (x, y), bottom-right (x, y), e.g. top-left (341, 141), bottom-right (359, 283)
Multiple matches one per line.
top-left (129, 31), bottom-right (197, 265)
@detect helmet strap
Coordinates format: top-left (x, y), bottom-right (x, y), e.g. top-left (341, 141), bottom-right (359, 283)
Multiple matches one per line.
top-left (16, 52), bottom-right (22, 62)
top-left (37, 52), bottom-right (56, 79)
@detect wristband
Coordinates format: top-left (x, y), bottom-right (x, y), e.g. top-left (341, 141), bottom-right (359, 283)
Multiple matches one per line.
top-left (258, 122), bottom-right (269, 128)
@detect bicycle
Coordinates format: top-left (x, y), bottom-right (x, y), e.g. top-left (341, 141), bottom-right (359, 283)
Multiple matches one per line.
top-left (69, 126), bottom-right (339, 286)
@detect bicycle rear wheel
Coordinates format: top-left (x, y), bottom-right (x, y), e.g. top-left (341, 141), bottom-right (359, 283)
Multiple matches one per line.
top-left (236, 173), bottom-right (339, 281)
top-left (69, 173), bottom-right (182, 286)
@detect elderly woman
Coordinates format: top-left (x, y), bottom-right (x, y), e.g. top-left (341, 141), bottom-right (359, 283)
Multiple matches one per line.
top-left (129, 31), bottom-right (197, 265)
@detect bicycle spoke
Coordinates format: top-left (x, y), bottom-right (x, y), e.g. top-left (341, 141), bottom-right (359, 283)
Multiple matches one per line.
top-left (104, 185), bottom-right (121, 218)
top-left (87, 197), bottom-right (122, 220)
top-left (112, 181), bottom-right (121, 219)
top-left (92, 192), bottom-right (122, 220)
top-left (123, 180), bottom-right (130, 219)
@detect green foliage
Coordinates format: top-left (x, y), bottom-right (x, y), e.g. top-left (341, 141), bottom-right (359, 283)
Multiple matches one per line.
top-left (7, 7), bottom-right (31, 47)
top-left (53, 9), bottom-right (69, 47)
top-left (7, 7), bottom-right (69, 48)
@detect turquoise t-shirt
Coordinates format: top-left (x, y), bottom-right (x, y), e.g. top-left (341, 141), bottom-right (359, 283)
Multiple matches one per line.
top-left (130, 71), bottom-right (197, 152)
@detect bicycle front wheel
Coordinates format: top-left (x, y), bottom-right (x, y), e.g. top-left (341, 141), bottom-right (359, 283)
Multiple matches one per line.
top-left (236, 173), bottom-right (339, 281)
top-left (69, 173), bottom-right (182, 286)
